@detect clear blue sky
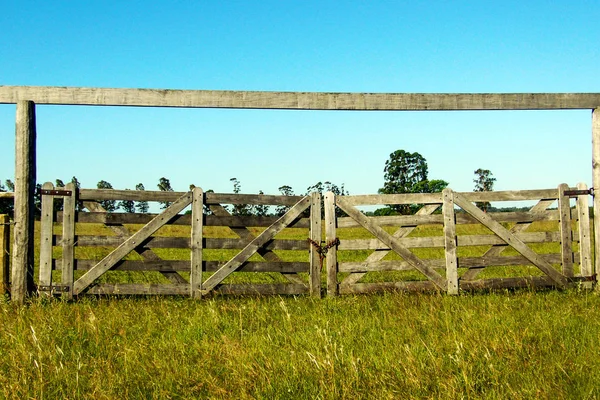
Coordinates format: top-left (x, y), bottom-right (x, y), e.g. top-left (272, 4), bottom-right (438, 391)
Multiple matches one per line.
top-left (0, 1), bottom-right (598, 200)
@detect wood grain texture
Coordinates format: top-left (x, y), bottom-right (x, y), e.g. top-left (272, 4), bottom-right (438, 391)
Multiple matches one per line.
top-left (210, 284), bottom-right (309, 296)
top-left (325, 192), bottom-right (338, 296)
top-left (2, 86), bottom-right (600, 110)
top-left (442, 189), bottom-right (458, 294)
top-left (336, 196), bottom-right (447, 290)
top-left (11, 101), bottom-right (36, 303)
top-left (557, 183), bottom-right (574, 277)
top-left (201, 196), bottom-right (311, 293)
top-left (0, 215), bottom-right (9, 295)
top-left (453, 192), bottom-right (568, 288)
top-left (73, 192), bottom-right (193, 295)
top-left (593, 109), bottom-right (600, 287)
top-left (575, 183), bottom-right (593, 280)
top-left (309, 192), bottom-right (322, 297)
top-left (190, 187), bottom-right (203, 298)
top-left (38, 182), bottom-right (55, 296)
top-left (61, 183), bottom-right (76, 299)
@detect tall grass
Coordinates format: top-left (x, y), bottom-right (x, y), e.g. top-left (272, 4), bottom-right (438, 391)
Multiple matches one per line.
top-left (1, 290), bottom-right (600, 399)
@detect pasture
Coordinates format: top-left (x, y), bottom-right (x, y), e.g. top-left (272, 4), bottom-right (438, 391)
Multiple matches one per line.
top-left (1, 221), bottom-right (600, 398)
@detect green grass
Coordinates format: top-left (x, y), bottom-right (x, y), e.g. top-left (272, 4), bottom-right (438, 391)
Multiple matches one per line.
top-left (2, 219), bottom-right (598, 398)
top-left (2, 291), bottom-right (600, 398)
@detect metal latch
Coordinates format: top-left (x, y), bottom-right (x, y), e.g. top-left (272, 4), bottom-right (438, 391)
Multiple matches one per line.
top-left (563, 188), bottom-right (594, 197)
top-left (38, 189), bottom-right (73, 196)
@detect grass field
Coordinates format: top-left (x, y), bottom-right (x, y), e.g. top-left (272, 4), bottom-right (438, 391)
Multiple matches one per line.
top-left (1, 219), bottom-right (599, 398)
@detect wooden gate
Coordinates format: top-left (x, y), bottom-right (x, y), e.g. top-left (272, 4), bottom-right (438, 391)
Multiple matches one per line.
top-left (326, 185), bottom-right (594, 295)
top-left (38, 184), bottom-right (322, 298)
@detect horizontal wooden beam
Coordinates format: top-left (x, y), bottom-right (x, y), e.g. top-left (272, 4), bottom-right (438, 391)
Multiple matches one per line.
top-left (1, 86), bottom-right (600, 110)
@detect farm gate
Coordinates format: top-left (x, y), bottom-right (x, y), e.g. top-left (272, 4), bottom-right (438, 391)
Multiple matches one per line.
top-left (37, 183), bottom-right (594, 298)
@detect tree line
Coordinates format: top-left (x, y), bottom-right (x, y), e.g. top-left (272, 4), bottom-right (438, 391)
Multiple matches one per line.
top-left (0, 148), bottom-right (495, 218)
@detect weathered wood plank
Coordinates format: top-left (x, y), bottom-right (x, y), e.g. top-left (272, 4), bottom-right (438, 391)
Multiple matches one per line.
top-left (460, 277), bottom-right (558, 290)
top-left (3, 86), bottom-right (600, 110)
top-left (575, 183), bottom-right (593, 280)
top-left (336, 196), bottom-right (447, 289)
top-left (453, 192), bottom-right (568, 288)
top-left (338, 253), bottom-right (566, 273)
top-left (0, 193), bottom-right (14, 199)
top-left (0, 215), bottom-right (9, 295)
top-left (339, 281), bottom-right (439, 294)
top-left (340, 204), bottom-right (440, 287)
top-left (442, 189), bottom-right (458, 294)
top-left (201, 197), bottom-right (311, 293)
top-left (82, 201), bottom-right (188, 284)
top-left (72, 192), bottom-right (193, 295)
top-left (593, 108), bottom-right (600, 288)
top-left (309, 192), bottom-right (322, 297)
top-left (341, 193), bottom-right (443, 206)
top-left (461, 199), bottom-right (556, 280)
top-left (211, 284), bottom-right (309, 296)
top-left (325, 192), bottom-right (338, 296)
top-left (38, 182), bottom-right (55, 296)
top-left (86, 283), bottom-right (189, 295)
top-left (57, 259), bottom-right (310, 273)
top-left (11, 101), bottom-right (36, 303)
top-left (557, 183), bottom-right (574, 277)
top-left (61, 183), bottom-right (76, 299)
top-left (206, 193), bottom-right (304, 206)
top-left (190, 187), bottom-right (203, 299)
top-left (339, 231), bottom-right (564, 250)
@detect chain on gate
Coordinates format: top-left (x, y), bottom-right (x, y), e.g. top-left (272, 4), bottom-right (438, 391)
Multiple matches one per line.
top-left (307, 238), bottom-right (340, 271)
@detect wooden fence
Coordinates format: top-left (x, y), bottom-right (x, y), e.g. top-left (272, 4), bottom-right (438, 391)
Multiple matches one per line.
top-left (325, 185), bottom-right (594, 295)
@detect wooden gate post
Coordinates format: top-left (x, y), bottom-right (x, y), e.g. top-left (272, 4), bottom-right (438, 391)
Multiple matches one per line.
top-left (557, 183), bottom-right (574, 277)
top-left (593, 108), bottom-right (600, 289)
top-left (12, 100), bottom-right (36, 304)
top-left (190, 187), bottom-right (203, 299)
top-left (575, 183), bottom-right (592, 287)
top-left (309, 192), bottom-right (322, 297)
top-left (324, 192), bottom-right (338, 296)
top-left (442, 188), bottom-right (458, 295)
top-left (0, 214), bottom-right (9, 296)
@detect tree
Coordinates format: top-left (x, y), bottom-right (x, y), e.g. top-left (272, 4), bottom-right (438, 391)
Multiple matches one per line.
top-left (135, 183), bottom-right (149, 213)
top-left (229, 177), bottom-right (251, 216)
top-left (157, 177), bottom-right (174, 209)
top-left (0, 180), bottom-right (13, 217)
top-left (473, 168), bottom-right (496, 212)
top-left (276, 185), bottom-right (294, 216)
top-left (306, 181), bottom-right (349, 217)
top-left (378, 150), bottom-right (448, 214)
top-left (97, 180), bottom-right (118, 212)
top-left (119, 189), bottom-right (136, 213)
top-left (253, 190), bottom-right (269, 216)
top-left (53, 179), bottom-right (65, 212)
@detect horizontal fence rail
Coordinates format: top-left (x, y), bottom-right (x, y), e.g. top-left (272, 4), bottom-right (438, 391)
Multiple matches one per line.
top-left (2, 86), bottom-right (600, 110)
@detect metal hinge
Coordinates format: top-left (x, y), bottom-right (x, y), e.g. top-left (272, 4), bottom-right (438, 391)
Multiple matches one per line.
top-left (563, 188), bottom-right (594, 197)
top-left (38, 189), bottom-right (73, 196)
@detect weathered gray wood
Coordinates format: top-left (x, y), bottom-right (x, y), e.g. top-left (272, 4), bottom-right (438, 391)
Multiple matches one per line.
top-left (336, 196), bottom-right (447, 290)
top-left (211, 284), bottom-right (309, 296)
top-left (575, 183), bottom-right (593, 281)
top-left (78, 188), bottom-right (303, 205)
top-left (557, 183), bottom-right (574, 277)
top-left (57, 259), bottom-right (310, 273)
top-left (337, 209), bottom-right (560, 228)
top-left (86, 283), bottom-right (189, 296)
top-left (461, 190), bottom-right (559, 202)
top-left (339, 231), bottom-right (564, 250)
top-left (342, 193), bottom-right (443, 206)
top-left (461, 199), bottom-right (556, 281)
top-left (3, 86), bottom-right (600, 110)
top-left (309, 192), bottom-right (322, 297)
top-left (338, 253), bottom-right (566, 273)
top-left (340, 203), bottom-right (440, 287)
top-left (460, 277), bottom-right (558, 291)
top-left (0, 214), bottom-right (9, 295)
top-left (82, 201), bottom-right (188, 284)
top-left (0, 193), bottom-right (14, 199)
top-left (61, 183), bottom-right (76, 299)
top-left (324, 192), bottom-right (338, 296)
top-left (190, 187), bottom-right (203, 299)
top-left (201, 196), bottom-right (311, 293)
top-left (207, 203), bottom-right (307, 287)
top-left (442, 189), bottom-right (458, 294)
top-left (593, 108), bottom-right (600, 288)
top-left (73, 192), bottom-right (193, 295)
top-left (453, 192), bottom-right (568, 288)
top-left (38, 182), bottom-right (55, 296)
top-left (340, 281), bottom-right (438, 294)
top-left (11, 101), bottom-right (36, 303)
top-left (68, 211), bottom-right (311, 229)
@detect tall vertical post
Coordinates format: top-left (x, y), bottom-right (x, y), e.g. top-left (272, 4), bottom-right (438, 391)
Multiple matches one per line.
top-left (593, 109), bottom-right (600, 288)
top-left (442, 188), bottom-right (458, 295)
top-left (324, 192), bottom-right (338, 296)
top-left (12, 101), bottom-right (36, 303)
top-left (309, 192), bottom-right (322, 297)
top-left (0, 214), bottom-right (9, 296)
top-left (190, 187), bottom-right (203, 299)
